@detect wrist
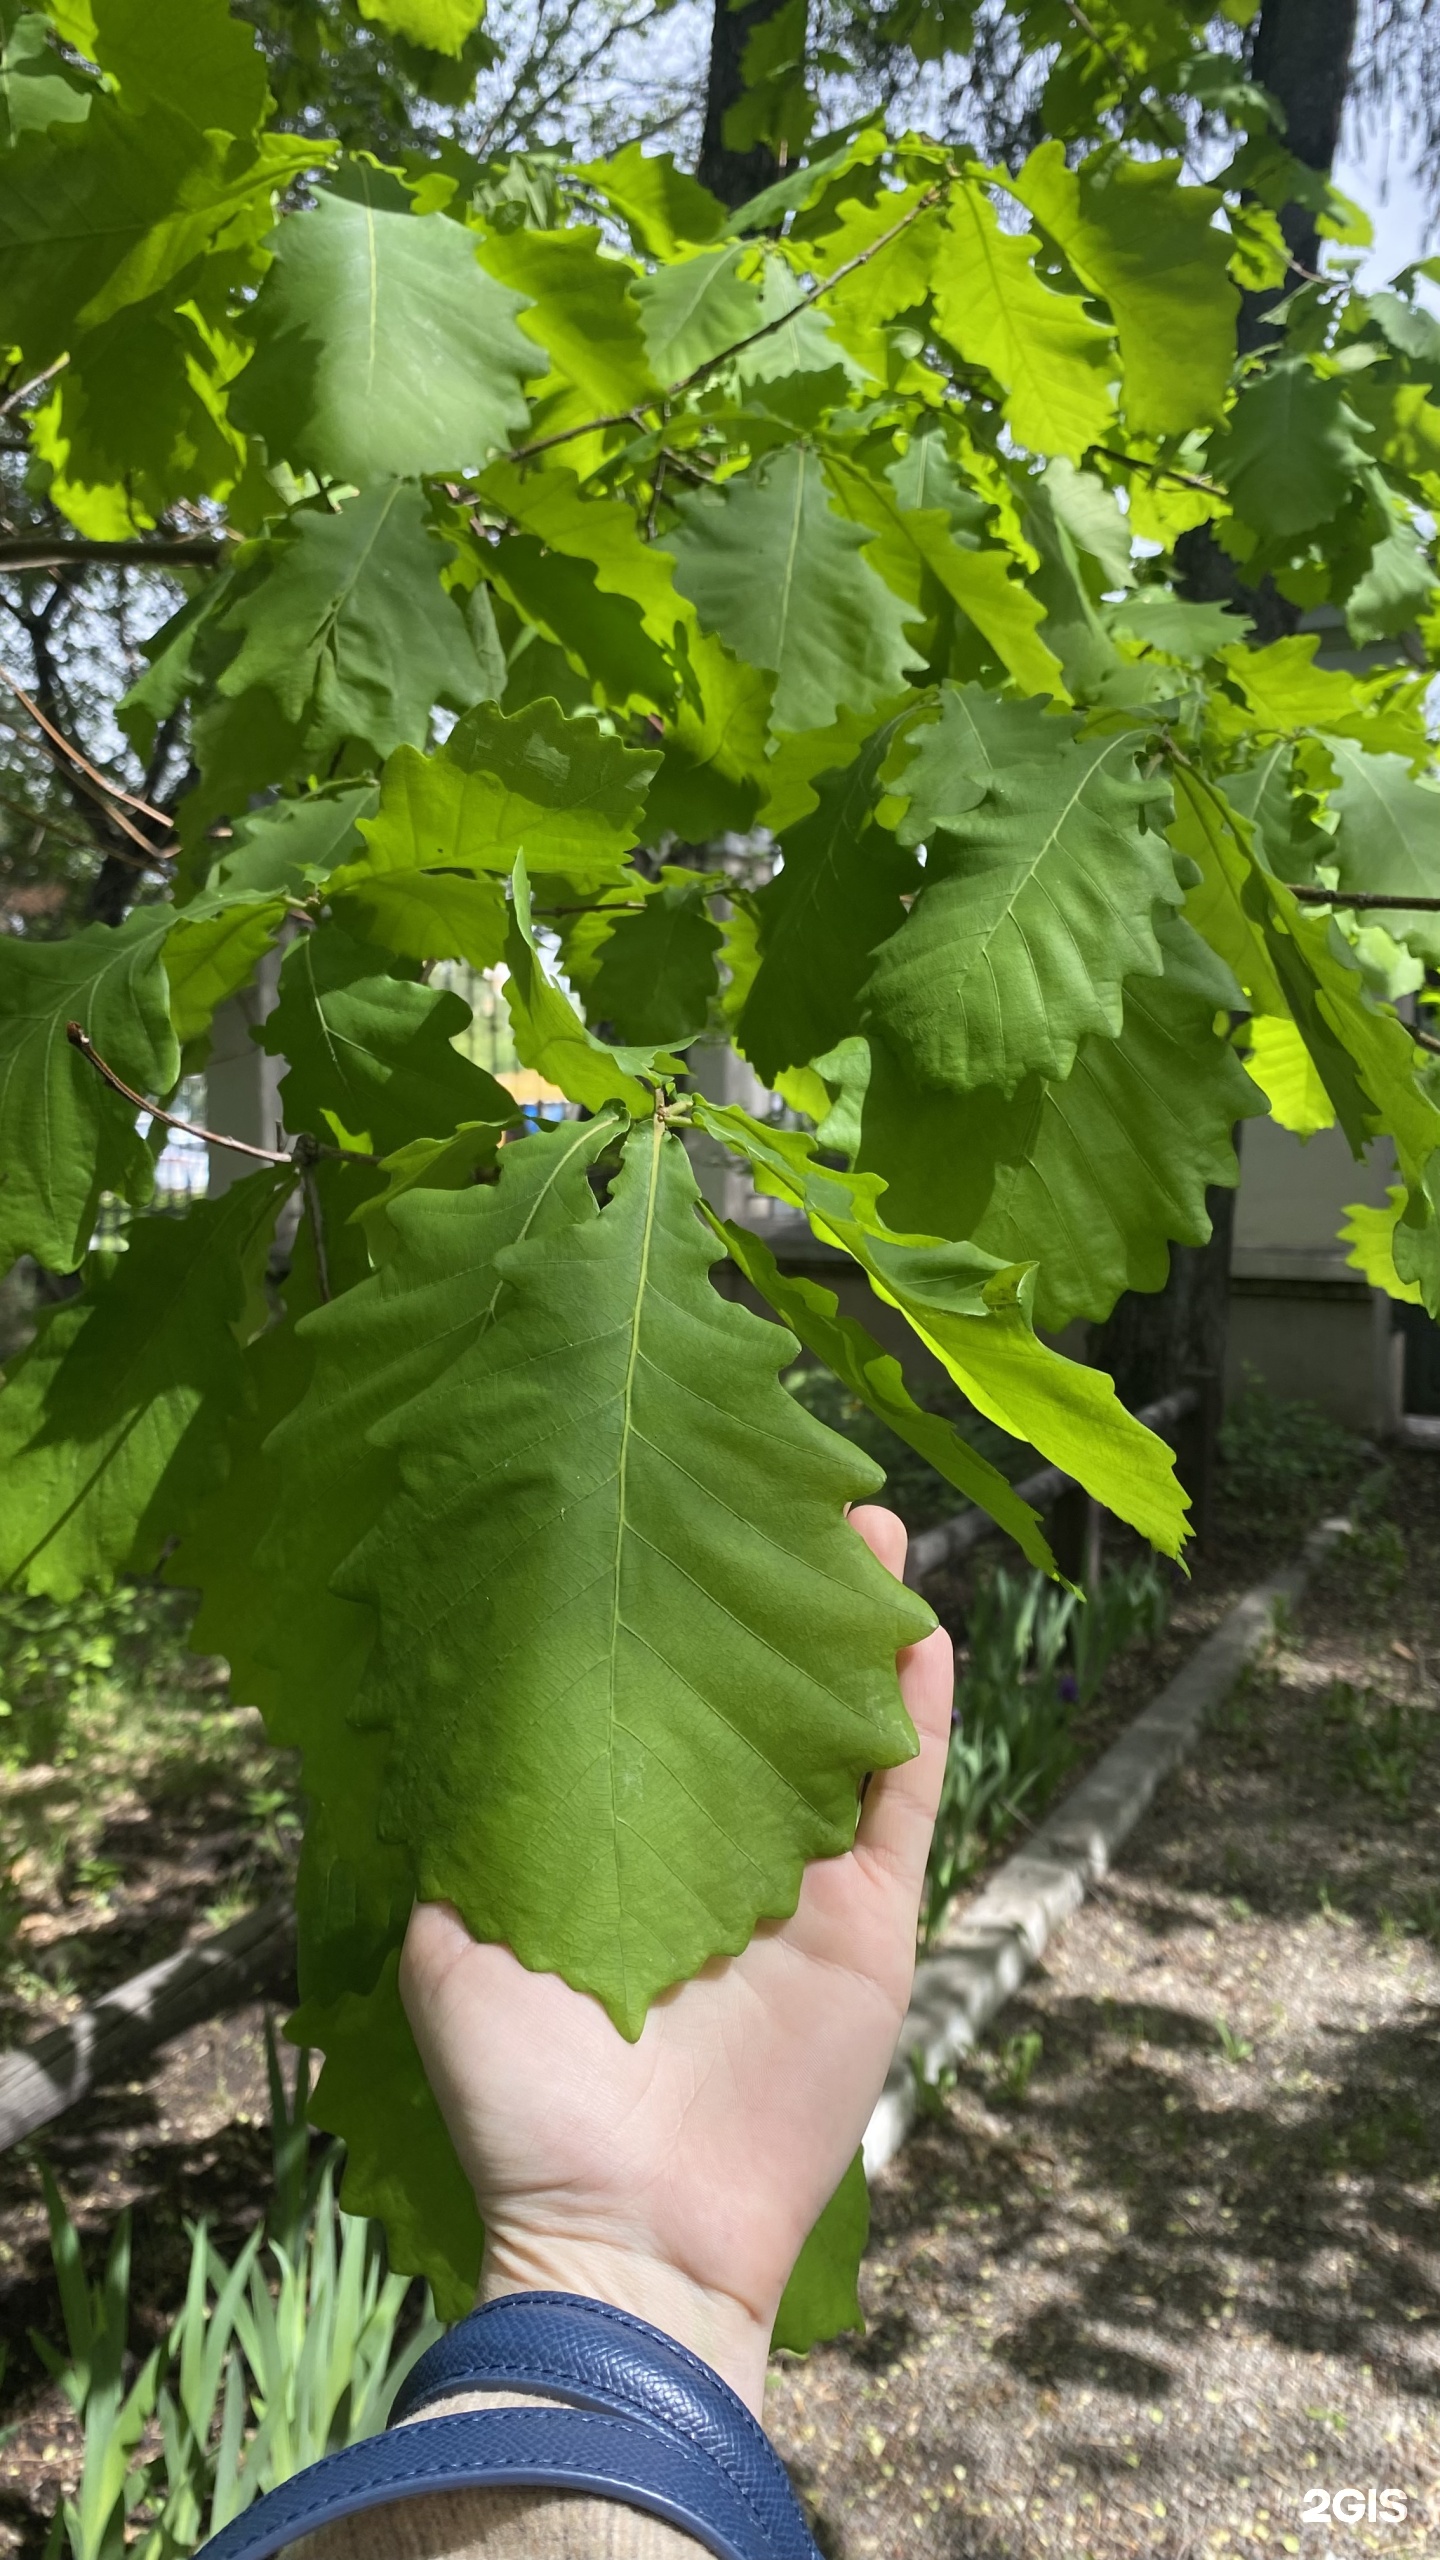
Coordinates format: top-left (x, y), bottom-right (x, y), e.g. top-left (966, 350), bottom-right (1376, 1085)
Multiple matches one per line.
top-left (477, 2231), bottom-right (773, 2417)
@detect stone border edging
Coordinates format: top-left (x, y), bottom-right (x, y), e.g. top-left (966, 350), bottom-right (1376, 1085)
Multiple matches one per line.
top-left (0, 1895), bottom-right (293, 2155)
top-left (864, 1512), bottom-right (1352, 2175)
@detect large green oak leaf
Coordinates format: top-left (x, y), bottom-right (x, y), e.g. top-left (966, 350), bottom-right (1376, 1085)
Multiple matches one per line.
top-left (0, 1170), bottom-right (292, 1598)
top-left (1012, 144), bottom-right (1237, 439)
top-left (866, 686), bottom-right (1181, 1097)
top-left (669, 446), bottom-right (923, 736)
top-left (258, 924), bottom-right (515, 1157)
top-left (340, 1120), bottom-right (932, 2036)
top-left (234, 188), bottom-right (539, 486)
top-left (932, 181), bottom-right (1115, 463)
top-left (830, 920), bottom-right (1267, 1330)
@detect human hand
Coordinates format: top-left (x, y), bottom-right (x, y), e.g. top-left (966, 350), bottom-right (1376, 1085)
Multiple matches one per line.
top-left (399, 1505), bottom-right (953, 2415)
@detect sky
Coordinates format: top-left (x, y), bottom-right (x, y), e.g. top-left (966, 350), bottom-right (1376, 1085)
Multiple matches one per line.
top-left (1335, 125), bottom-right (1435, 287)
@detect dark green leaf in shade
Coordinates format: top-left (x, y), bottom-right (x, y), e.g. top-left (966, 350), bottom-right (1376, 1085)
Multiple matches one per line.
top-left (582, 873), bottom-right (723, 1046)
top-left (867, 685), bottom-right (1180, 1097)
top-left (258, 922), bottom-right (515, 1155)
top-left (32, 292), bottom-right (245, 531)
top-left (233, 189), bottom-right (539, 486)
top-left (189, 483), bottom-right (493, 826)
top-left (737, 733), bottom-right (921, 1085)
top-left (0, 906), bottom-right (177, 1275)
top-left (0, 11), bottom-right (91, 149)
top-left (1222, 744), bottom-right (1328, 884)
top-left (827, 919), bottom-right (1266, 1330)
top-left (299, 1953), bottom-right (483, 2323)
top-left (715, 1217), bottom-right (1056, 1573)
top-left (488, 534), bottom-right (675, 714)
top-left (644, 641), bottom-right (772, 839)
top-left (0, 1169), bottom-right (292, 1598)
top-left (209, 786), bottom-right (380, 902)
top-left (162, 1178), bottom-right (361, 1727)
top-left (0, 101), bottom-right (311, 368)
top-left (340, 1120), bottom-right (932, 2038)
top-left (1217, 362), bottom-right (1373, 538)
top-left (118, 577), bottom-right (234, 772)
top-left (1108, 589), bottom-right (1249, 663)
top-left (90, 0), bottom-right (269, 136)
top-left (1344, 486), bottom-right (1437, 645)
top-left (770, 2151), bottom-right (868, 2356)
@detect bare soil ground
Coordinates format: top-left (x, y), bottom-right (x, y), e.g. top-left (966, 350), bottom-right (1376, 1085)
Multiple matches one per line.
top-left (766, 1455), bottom-right (1440, 2559)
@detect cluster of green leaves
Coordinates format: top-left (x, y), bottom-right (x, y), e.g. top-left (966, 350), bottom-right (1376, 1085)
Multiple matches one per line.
top-left (3, 0), bottom-right (1440, 2339)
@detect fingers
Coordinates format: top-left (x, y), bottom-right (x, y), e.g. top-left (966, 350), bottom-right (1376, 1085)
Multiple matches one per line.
top-left (847, 1501), bottom-right (908, 1581)
top-left (847, 1507), bottom-right (954, 1910)
top-left (854, 1622), bottom-right (953, 1890)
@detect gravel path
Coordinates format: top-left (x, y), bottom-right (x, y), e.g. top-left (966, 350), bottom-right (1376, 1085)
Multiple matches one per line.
top-left (766, 1455), bottom-right (1440, 2559)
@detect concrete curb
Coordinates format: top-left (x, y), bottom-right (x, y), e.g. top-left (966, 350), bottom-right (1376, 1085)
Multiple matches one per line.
top-left (0, 1896), bottom-right (293, 2155)
top-left (864, 1513), bottom-right (1352, 2176)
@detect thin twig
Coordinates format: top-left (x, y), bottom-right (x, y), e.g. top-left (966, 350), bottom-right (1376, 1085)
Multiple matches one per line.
top-left (493, 0), bottom-right (665, 156)
top-left (0, 661), bottom-right (175, 851)
top-left (669, 181), bottom-right (950, 397)
top-left (300, 1158), bottom-right (332, 1302)
top-left (1289, 885), bottom-right (1440, 913)
top-left (0, 355), bottom-right (68, 421)
top-left (0, 786), bottom-right (98, 852)
top-left (1414, 1023), bottom-right (1440, 1056)
top-left (67, 1026), bottom-right (386, 1170)
top-left (503, 177), bottom-right (952, 473)
top-left (67, 1023), bottom-right (293, 1164)
top-left (1090, 445), bottom-right (1223, 495)
top-left (0, 535), bottom-right (225, 571)
top-left (533, 900), bottom-right (649, 917)
top-left (472, 0), bottom-right (592, 158)
top-left (1055, 0), bottom-right (1201, 171)
top-left (505, 407), bottom-right (654, 470)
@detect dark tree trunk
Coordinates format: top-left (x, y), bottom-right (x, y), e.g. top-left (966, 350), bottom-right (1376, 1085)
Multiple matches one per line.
top-left (1250, 0), bottom-right (1361, 276)
top-left (1103, 0), bottom-right (1362, 1523)
top-left (697, 0), bottom-right (794, 209)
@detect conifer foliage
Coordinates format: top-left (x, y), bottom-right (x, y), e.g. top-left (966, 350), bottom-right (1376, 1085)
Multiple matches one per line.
top-left (3, 0), bottom-right (1440, 2332)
